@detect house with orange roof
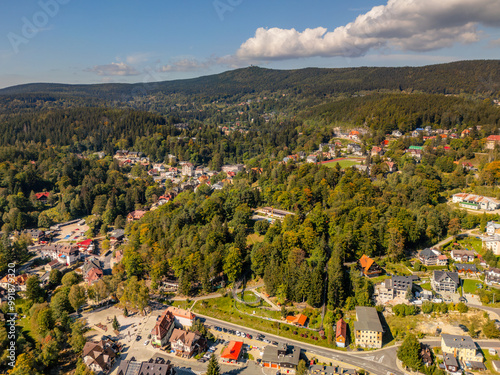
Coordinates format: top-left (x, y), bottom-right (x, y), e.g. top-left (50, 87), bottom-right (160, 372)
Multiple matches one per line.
top-left (461, 129), bottom-right (471, 138)
top-left (359, 255), bottom-right (382, 277)
top-left (286, 313), bottom-right (308, 327)
top-left (348, 130), bottom-right (360, 141)
top-left (0, 274), bottom-right (29, 291)
top-left (221, 341), bottom-right (243, 363)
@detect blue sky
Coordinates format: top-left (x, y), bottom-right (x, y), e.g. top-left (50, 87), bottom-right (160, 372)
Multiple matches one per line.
top-left (1, 0), bottom-right (500, 88)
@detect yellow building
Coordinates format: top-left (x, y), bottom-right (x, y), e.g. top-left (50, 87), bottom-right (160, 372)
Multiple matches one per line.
top-left (441, 334), bottom-right (483, 363)
top-left (354, 306), bottom-right (383, 348)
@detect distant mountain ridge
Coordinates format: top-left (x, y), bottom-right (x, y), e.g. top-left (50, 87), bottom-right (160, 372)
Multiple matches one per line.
top-left (1, 60), bottom-right (500, 100)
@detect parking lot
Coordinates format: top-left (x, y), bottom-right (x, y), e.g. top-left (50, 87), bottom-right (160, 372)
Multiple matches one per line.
top-left (53, 221), bottom-right (89, 243)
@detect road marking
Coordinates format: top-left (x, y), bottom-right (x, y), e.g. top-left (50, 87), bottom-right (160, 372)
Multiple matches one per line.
top-left (378, 355), bottom-right (384, 363)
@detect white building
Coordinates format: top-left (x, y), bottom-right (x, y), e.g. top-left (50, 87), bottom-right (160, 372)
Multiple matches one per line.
top-left (483, 237), bottom-right (500, 255)
top-left (452, 193), bottom-right (500, 211)
top-left (40, 244), bottom-right (80, 266)
top-left (487, 222), bottom-right (500, 236)
top-left (166, 306), bottom-right (195, 328)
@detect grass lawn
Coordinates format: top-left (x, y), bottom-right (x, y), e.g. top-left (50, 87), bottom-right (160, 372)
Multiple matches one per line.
top-left (323, 160), bottom-right (361, 169)
top-left (420, 282), bottom-right (432, 291)
top-left (463, 279), bottom-right (484, 294)
top-left (171, 300), bottom-right (194, 310)
top-left (193, 297), bottom-right (334, 349)
top-left (247, 233), bottom-right (264, 245)
top-left (483, 349), bottom-right (500, 373)
top-left (384, 262), bottom-right (412, 276)
top-left (239, 291), bottom-right (261, 305)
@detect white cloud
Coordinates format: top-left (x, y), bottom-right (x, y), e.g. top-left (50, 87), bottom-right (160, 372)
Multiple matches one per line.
top-left (85, 62), bottom-right (140, 76)
top-left (236, 0), bottom-right (500, 60)
top-left (126, 52), bottom-right (152, 65)
top-left (159, 58), bottom-right (215, 72)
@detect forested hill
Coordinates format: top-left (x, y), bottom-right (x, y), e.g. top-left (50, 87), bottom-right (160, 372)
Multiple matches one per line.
top-left (1, 60), bottom-right (500, 100)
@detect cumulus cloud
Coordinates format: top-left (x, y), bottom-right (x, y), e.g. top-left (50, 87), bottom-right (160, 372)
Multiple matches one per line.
top-left (237, 0), bottom-right (500, 60)
top-left (86, 62), bottom-right (140, 76)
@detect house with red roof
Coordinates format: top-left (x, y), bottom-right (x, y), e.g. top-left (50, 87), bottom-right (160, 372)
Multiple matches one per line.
top-left (151, 310), bottom-right (175, 347)
top-left (77, 239), bottom-right (94, 253)
top-left (349, 130), bottom-right (360, 141)
top-left (335, 318), bottom-right (348, 348)
top-left (359, 255), bottom-right (382, 277)
top-left (221, 341), bottom-right (243, 363)
top-left (35, 192), bottom-right (50, 202)
top-left (486, 135), bottom-right (500, 150)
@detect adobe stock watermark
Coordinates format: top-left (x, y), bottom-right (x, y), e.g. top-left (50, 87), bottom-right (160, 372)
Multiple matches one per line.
top-left (213, 0), bottom-right (243, 21)
top-left (6, 263), bottom-right (17, 368)
top-left (7, 0), bottom-right (70, 54)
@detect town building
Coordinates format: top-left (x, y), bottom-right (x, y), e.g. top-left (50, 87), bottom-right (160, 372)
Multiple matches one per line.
top-left (431, 271), bottom-right (460, 293)
top-left (441, 334), bottom-right (483, 363)
top-left (169, 328), bottom-right (206, 358)
top-left (127, 210), bottom-right (147, 221)
top-left (452, 193), bottom-right (500, 211)
top-left (82, 258), bottom-right (103, 286)
top-left (455, 264), bottom-right (478, 275)
top-left (151, 309), bottom-right (175, 347)
top-left (443, 353), bottom-right (460, 374)
top-left (117, 357), bottom-right (174, 375)
top-left (0, 274), bottom-right (28, 292)
top-left (418, 248), bottom-right (443, 266)
top-left (221, 164), bottom-right (244, 173)
top-left (221, 341), bottom-right (244, 364)
top-left (335, 318), bottom-right (348, 348)
top-left (181, 163), bottom-right (195, 177)
top-left (259, 207), bottom-right (295, 220)
top-left (485, 135), bottom-right (500, 150)
top-left (450, 249), bottom-right (475, 263)
top-left (286, 313), bottom-right (308, 327)
top-left (109, 229), bottom-right (125, 242)
top-left (354, 306), bottom-right (383, 348)
top-left (486, 222), bottom-right (500, 236)
top-left (82, 340), bottom-right (118, 374)
top-left (261, 343), bottom-right (301, 372)
top-left (40, 244), bottom-right (80, 266)
top-left (358, 255), bottom-right (382, 277)
top-left (485, 268), bottom-right (500, 284)
top-left (165, 306), bottom-right (196, 328)
top-left (374, 275), bottom-right (419, 302)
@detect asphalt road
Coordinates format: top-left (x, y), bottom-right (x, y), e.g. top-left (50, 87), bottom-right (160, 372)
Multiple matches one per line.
top-left (198, 313), bottom-right (405, 375)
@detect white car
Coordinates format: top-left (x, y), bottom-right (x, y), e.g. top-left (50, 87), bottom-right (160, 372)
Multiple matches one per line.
top-left (236, 331), bottom-right (240, 336)
top-left (144, 340), bottom-right (150, 345)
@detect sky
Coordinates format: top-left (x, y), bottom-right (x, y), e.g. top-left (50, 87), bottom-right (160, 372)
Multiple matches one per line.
top-left (1, 0), bottom-right (500, 89)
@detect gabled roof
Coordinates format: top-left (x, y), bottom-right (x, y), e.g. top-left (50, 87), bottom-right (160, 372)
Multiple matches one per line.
top-left (286, 313), bottom-right (307, 326)
top-left (169, 328), bottom-right (201, 347)
top-left (166, 306), bottom-right (195, 320)
top-left (221, 341), bottom-right (243, 360)
top-left (433, 270), bottom-right (459, 285)
top-left (419, 248), bottom-right (440, 259)
top-left (354, 306), bottom-right (383, 332)
top-left (336, 318), bottom-right (347, 338)
top-left (152, 310), bottom-right (175, 340)
top-left (441, 334), bottom-right (476, 349)
top-left (359, 254), bottom-right (375, 272)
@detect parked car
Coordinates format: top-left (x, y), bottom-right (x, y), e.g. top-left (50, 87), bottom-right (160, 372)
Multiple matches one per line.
top-left (144, 340), bottom-right (150, 345)
top-left (136, 335), bottom-right (142, 341)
